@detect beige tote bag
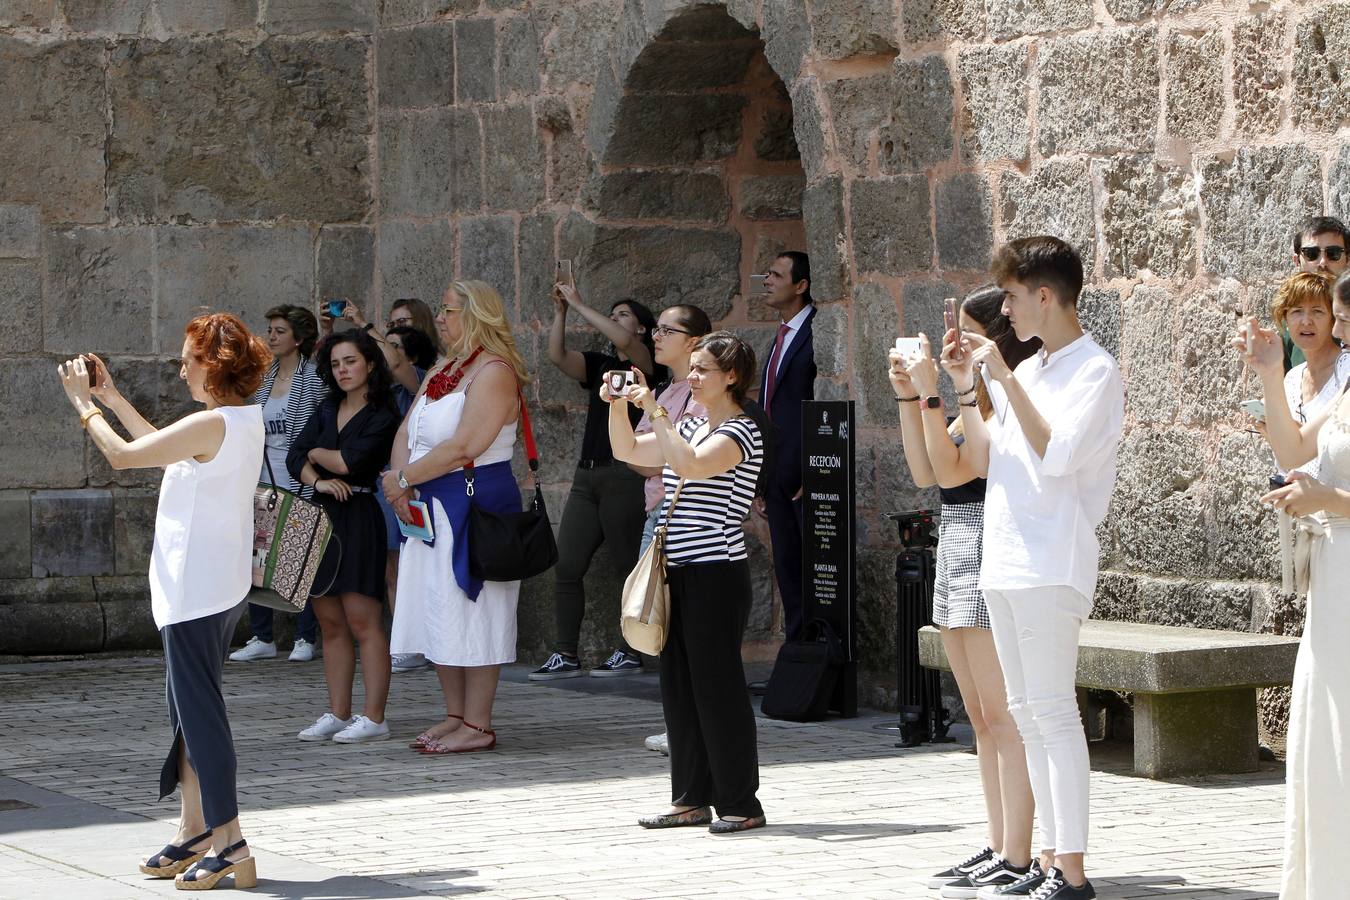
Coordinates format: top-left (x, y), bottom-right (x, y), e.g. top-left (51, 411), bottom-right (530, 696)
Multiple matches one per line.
top-left (620, 481), bottom-right (684, 655)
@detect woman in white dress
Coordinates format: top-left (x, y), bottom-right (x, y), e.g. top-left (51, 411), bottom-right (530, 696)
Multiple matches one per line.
top-left (381, 280), bottom-right (530, 754)
top-left (1269, 273), bottom-right (1350, 476)
top-left (1236, 271), bottom-right (1350, 900)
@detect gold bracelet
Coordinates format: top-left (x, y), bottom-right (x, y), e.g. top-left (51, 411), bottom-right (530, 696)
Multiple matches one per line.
top-left (79, 408), bottom-right (104, 429)
top-left (650, 406), bottom-right (670, 421)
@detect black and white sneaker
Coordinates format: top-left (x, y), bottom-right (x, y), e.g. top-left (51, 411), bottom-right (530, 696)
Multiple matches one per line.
top-left (590, 649), bottom-right (644, 677)
top-left (941, 855), bottom-right (1030, 899)
top-left (1025, 867), bottom-right (1094, 900)
top-left (977, 860), bottom-right (1045, 898)
top-left (527, 652), bottom-right (582, 681)
top-left (926, 846), bottom-right (995, 889)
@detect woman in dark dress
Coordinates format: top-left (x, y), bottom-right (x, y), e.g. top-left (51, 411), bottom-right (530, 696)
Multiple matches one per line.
top-left (287, 330), bottom-right (401, 744)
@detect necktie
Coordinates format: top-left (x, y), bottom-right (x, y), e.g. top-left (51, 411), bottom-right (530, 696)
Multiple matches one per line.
top-left (764, 322), bottom-right (792, 412)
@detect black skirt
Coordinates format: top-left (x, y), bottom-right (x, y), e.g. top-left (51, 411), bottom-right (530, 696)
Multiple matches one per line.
top-left (312, 492), bottom-right (387, 602)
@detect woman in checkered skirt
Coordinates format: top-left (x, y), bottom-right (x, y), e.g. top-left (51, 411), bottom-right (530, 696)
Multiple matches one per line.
top-left (889, 286), bottom-right (1044, 898)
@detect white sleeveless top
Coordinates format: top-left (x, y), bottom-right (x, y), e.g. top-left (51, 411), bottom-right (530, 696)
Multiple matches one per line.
top-left (149, 405), bottom-right (264, 629)
top-left (406, 390), bottom-right (516, 469)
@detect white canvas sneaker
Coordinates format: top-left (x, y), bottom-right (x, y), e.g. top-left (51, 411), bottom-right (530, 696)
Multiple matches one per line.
top-left (228, 638), bottom-right (276, 662)
top-left (297, 713), bottom-right (351, 742)
top-left (332, 715), bottom-right (391, 744)
top-left (288, 639), bottom-right (316, 662)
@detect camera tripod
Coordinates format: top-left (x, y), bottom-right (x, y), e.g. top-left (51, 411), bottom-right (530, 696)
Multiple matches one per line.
top-left (887, 510), bottom-right (952, 748)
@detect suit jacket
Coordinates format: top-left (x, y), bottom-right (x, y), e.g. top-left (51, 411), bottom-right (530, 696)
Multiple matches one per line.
top-left (760, 306), bottom-right (816, 497)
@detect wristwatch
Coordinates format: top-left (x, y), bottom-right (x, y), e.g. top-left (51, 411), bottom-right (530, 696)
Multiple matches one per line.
top-left (361, 322), bottom-right (375, 332)
top-left (650, 406), bottom-right (670, 421)
top-left (397, 470), bottom-right (410, 490)
top-left (923, 396), bottom-right (942, 409)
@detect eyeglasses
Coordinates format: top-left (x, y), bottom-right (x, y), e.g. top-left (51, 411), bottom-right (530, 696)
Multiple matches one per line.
top-left (386, 317), bottom-right (413, 329)
top-left (1298, 245), bottom-right (1346, 262)
top-left (439, 306), bottom-right (464, 317)
top-left (653, 325), bottom-right (691, 337)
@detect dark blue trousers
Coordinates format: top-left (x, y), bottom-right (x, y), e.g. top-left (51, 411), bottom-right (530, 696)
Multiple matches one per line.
top-left (247, 598), bottom-right (317, 645)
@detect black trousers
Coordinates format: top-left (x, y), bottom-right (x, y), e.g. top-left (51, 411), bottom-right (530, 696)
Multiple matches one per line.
top-left (662, 560), bottom-right (763, 819)
top-left (765, 487), bottom-right (805, 641)
top-left (159, 601), bottom-right (246, 829)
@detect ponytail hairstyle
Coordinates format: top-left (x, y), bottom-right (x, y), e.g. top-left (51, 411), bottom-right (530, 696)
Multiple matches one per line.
top-left (957, 285), bottom-right (1042, 424)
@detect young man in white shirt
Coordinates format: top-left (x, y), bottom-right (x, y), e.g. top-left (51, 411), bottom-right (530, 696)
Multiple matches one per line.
top-left (940, 236), bottom-right (1124, 900)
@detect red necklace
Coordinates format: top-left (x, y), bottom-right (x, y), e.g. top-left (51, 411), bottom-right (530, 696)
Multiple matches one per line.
top-left (424, 347), bottom-right (483, 402)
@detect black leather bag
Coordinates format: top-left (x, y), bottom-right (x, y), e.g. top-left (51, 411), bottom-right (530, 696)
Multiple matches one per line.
top-left (465, 394), bottom-right (559, 582)
top-left (761, 619), bottom-right (845, 722)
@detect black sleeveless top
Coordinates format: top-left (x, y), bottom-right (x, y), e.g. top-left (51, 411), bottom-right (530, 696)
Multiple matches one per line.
top-left (939, 432), bottom-right (986, 506)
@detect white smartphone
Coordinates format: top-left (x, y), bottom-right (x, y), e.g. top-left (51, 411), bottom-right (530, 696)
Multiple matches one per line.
top-left (1241, 398), bottom-right (1266, 422)
top-left (894, 337), bottom-right (922, 357)
top-left (607, 370), bottom-right (636, 394)
top-left (556, 259), bottom-right (574, 288)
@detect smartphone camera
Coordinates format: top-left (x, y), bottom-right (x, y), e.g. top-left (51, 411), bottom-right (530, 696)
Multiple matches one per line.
top-left (894, 337), bottom-right (922, 357)
top-left (325, 299), bottom-right (346, 318)
top-left (82, 354), bottom-right (98, 388)
top-left (1268, 473), bottom-right (1288, 491)
top-left (555, 259), bottom-right (575, 288)
top-left (607, 370), bottom-right (636, 394)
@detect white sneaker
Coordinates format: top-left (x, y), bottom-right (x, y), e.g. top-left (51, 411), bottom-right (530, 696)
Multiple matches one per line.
top-left (391, 652), bottom-right (426, 673)
top-left (229, 638), bottom-right (276, 662)
top-left (333, 715), bottom-right (391, 744)
top-left (298, 713), bottom-right (351, 742)
top-left (644, 732), bottom-right (669, 755)
top-left (288, 639), bottom-right (316, 662)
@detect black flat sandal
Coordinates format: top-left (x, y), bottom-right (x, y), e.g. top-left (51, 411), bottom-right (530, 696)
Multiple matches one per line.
top-left (174, 838), bottom-right (257, 891)
top-left (708, 815), bottom-right (767, 835)
top-left (637, 806), bottom-right (713, 829)
top-left (139, 829), bottom-right (214, 878)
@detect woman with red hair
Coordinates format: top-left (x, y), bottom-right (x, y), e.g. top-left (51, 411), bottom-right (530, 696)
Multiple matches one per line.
top-left (57, 313), bottom-right (270, 891)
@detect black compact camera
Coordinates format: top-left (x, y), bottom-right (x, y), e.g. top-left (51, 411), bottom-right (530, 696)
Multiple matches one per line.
top-left (886, 510), bottom-right (938, 549)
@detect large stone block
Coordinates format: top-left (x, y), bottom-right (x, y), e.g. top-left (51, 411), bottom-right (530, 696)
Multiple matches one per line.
top-left (1205, 430), bottom-right (1279, 582)
top-left (880, 55), bottom-right (954, 174)
top-left (379, 110), bottom-right (451, 217)
top-left (790, 77), bottom-right (830, 183)
top-left (1328, 144), bottom-right (1350, 224)
top-left (902, 0), bottom-right (986, 43)
top-left (1165, 31), bottom-right (1223, 143)
top-left (379, 219), bottom-right (455, 310)
top-left (97, 575), bottom-right (159, 650)
top-left (156, 0), bottom-right (257, 33)
top-left (377, 21), bottom-right (454, 109)
top-left (901, 278), bottom-right (960, 345)
top-left (1293, 5), bottom-right (1350, 131)
top-left (454, 17), bottom-right (497, 103)
top-left (583, 171), bottom-right (729, 222)
top-left (810, 0), bottom-right (896, 59)
top-left (499, 14), bottom-right (540, 97)
top-left (850, 283), bottom-right (900, 427)
top-left (957, 44), bottom-right (1028, 163)
top-left (317, 225), bottom-right (375, 313)
top-left (1079, 288), bottom-right (1122, 362)
top-left (519, 212), bottom-right (558, 325)
top-left (107, 38), bottom-right (371, 224)
top-left (156, 226), bottom-right (314, 350)
top-left (999, 160), bottom-right (1096, 273)
top-left (935, 172), bottom-right (992, 272)
top-left (0, 39), bottom-right (107, 224)
top-left (263, 0), bottom-right (375, 34)
top-left (822, 73), bottom-right (889, 174)
top-left (762, 0), bottom-right (810, 84)
top-left (536, 0), bottom-right (615, 88)
top-left (31, 489), bottom-right (115, 577)
top-left (1105, 428), bottom-right (1208, 578)
top-left (0, 262), bottom-right (41, 354)
top-left (112, 489), bottom-right (158, 576)
top-left (82, 358), bottom-right (166, 491)
top-left (801, 175), bottom-right (847, 303)
top-left (1177, 287), bottom-right (1245, 428)
top-left (987, 0), bottom-right (1091, 40)
top-left (549, 127), bottom-right (591, 206)
top-left (849, 177), bottom-right (932, 276)
top-left (0, 0), bottom-right (56, 28)
top-left (1097, 155), bottom-right (1198, 281)
top-left (0, 205), bottom-right (39, 259)
top-left (604, 94), bottom-right (746, 165)
top-left (0, 577), bottom-right (103, 654)
top-left (1233, 13), bottom-right (1284, 137)
top-left (44, 227), bottom-right (154, 355)
top-left (812, 301), bottom-right (848, 378)
top-left (1119, 285), bottom-right (1179, 426)
top-left (63, 0), bottom-right (149, 32)
top-left (738, 175), bottom-right (804, 221)
top-left (755, 106), bottom-right (799, 163)
top-left (460, 216), bottom-right (517, 303)
top-left (1198, 146), bottom-right (1323, 282)
top-left (1037, 28), bottom-right (1158, 156)
top-left (0, 491), bottom-right (31, 578)
top-left (483, 104), bottom-right (544, 211)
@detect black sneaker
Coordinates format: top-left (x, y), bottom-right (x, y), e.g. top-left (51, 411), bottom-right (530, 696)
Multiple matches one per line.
top-left (978, 860), bottom-right (1045, 898)
top-left (590, 649), bottom-right (644, 677)
top-left (1025, 867), bottom-right (1094, 900)
top-left (527, 652), bottom-right (582, 681)
top-left (926, 846), bottom-right (995, 889)
top-left (941, 855), bottom-right (1030, 899)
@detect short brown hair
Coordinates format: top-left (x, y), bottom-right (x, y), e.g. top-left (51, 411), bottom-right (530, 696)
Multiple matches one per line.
top-left (694, 331), bottom-right (757, 406)
top-left (264, 304), bottom-right (319, 357)
top-left (184, 313), bottom-right (271, 401)
top-left (991, 236), bottom-right (1084, 307)
top-left (1272, 271), bottom-right (1334, 327)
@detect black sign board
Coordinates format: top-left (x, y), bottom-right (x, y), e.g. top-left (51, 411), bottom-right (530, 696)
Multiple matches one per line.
top-left (802, 399), bottom-right (857, 717)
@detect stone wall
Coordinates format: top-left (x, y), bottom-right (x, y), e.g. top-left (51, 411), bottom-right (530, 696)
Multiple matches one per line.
top-left (2, 1), bottom-right (1342, 722)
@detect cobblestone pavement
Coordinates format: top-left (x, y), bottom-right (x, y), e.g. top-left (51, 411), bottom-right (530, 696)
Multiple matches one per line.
top-left (0, 655), bottom-right (1282, 898)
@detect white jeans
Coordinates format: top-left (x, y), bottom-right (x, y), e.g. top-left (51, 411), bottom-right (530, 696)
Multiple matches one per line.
top-left (984, 586), bottom-right (1092, 855)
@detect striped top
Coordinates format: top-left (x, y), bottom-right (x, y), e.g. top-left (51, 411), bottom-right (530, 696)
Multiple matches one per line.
top-left (659, 415), bottom-right (763, 566)
top-left (250, 357), bottom-right (327, 499)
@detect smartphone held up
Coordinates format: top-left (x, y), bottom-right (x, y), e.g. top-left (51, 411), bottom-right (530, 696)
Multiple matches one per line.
top-left (607, 369), bottom-right (636, 395)
top-left (894, 337), bottom-right (922, 358)
top-left (943, 297), bottom-right (963, 360)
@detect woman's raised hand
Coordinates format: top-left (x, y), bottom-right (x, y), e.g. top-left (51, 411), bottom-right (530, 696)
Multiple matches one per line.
top-left (965, 332), bottom-right (1011, 383)
top-left (1233, 316), bottom-right (1282, 379)
top-left (887, 348), bottom-right (915, 397)
top-left (555, 283), bottom-right (583, 308)
top-left (57, 356), bottom-right (95, 411)
top-left (939, 326), bottom-right (977, 389)
top-left (83, 353), bottom-right (118, 402)
top-left (1261, 470), bottom-right (1333, 518)
top-left (624, 368), bottom-right (657, 414)
top-left (906, 333), bottom-right (941, 396)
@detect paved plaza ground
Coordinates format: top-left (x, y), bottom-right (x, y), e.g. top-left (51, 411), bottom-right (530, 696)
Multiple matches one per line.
top-left (0, 654), bottom-right (1284, 899)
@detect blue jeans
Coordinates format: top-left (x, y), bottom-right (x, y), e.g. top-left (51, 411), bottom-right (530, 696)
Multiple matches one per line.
top-left (248, 600), bottom-right (317, 645)
top-left (638, 505), bottom-right (663, 556)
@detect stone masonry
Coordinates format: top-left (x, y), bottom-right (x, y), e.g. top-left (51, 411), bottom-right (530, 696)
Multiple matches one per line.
top-left (1, 1), bottom-right (1344, 728)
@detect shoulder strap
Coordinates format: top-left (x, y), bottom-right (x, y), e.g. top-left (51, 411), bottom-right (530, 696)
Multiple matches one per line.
top-left (463, 390), bottom-right (540, 484)
top-left (660, 478), bottom-right (686, 529)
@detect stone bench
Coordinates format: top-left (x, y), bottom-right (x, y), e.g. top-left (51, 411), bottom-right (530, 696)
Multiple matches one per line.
top-left (917, 620), bottom-right (1300, 778)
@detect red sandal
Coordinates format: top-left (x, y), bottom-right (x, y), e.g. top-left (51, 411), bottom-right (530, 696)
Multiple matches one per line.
top-left (408, 714), bottom-right (463, 749)
top-left (417, 720), bottom-right (496, 754)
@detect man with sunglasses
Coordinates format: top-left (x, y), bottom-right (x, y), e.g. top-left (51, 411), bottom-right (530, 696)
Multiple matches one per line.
top-left (1286, 217), bottom-right (1350, 371)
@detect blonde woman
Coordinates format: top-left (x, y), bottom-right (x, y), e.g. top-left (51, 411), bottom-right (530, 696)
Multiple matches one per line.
top-left (382, 281), bottom-right (530, 754)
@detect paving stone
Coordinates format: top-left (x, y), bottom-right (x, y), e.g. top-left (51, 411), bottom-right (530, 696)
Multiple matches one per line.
top-left (998, 159), bottom-right (1096, 274)
top-left (956, 44), bottom-right (1028, 163)
top-left (738, 175), bottom-right (804, 221)
top-left (809, 0), bottom-right (896, 59)
top-left (603, 94), bottom-right (746, 165)
top-left (0, 205), bottom-right (39, 258)
top-left (263, 0), bottom-right (375, 34)
top-left (460, 216), bottom-right (517, 305)
top-left (1233, 12), bottom-right (1285, 138)
top-left (317, 225), bottom-right (375, 315)
top-left (902, 0), bottom-right (986, 43)
top-left (499, 14), bottom-right (541, 96)
top-left (30, 489), bottom-right (115, 578)
top-left (379, 219), bottom-right (455, 312)
top-left (1165, 31), bottom-right (1223, 143)
top-left (1198, 146), bottom-right (1323, 282)
top-left (850, 282), bottom-right (900, 427)
top-left (1097, 155), bottom-right (1198, 280)
top-left (802, 175), bottom-right (847, 303)
top-left (583, 171), bottom-right (729, 222)
top-left (0, 38), bottom-right (107, 224)
top-left (156, 0), bottom-right (257, 33)
top-left (536, 0), bottom-right (615, 88)
top-left (849, 177), bottom-right (931, 276)
top-left (483, 104), bottom-right (544, 211)
top-left (377, 21), bottom-right (454, 108)
top-left (107, 37), bottom-right (371, 224)
top-left (1293, 4), bottom-right (1350, 131)
top-left (1037, 27), bottom-right (1158, 156)
top-left (0, 491), bottom-right (31, 579)
top-left (880, 55), bottom-right (954, 174)
top-left (455, 17), bottom-right (497, 103)
top-left (934, 172), bottom-right (992, 272)
top-left (987, 0), bottom-right (1092, 40)
top-left (43, 227), bottom-right (154, 356)
top-left (0, 262), bottom-right (41, 354)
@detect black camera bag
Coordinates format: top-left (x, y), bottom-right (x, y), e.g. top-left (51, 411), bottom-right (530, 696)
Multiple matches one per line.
top-left (761, 619), bottom-right (844, 722)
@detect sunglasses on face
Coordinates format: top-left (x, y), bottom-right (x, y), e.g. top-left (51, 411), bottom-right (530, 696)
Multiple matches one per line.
top-left (440, 306), bottom-right (464, 317)
top-left (1299, 245), bottom-right (1346, 262)
top-left (653, 325), bottom-right (691, 337)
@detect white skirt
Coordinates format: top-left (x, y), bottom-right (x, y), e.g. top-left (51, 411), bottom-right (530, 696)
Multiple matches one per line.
top-left (389, 496), bottom-right (521, 667)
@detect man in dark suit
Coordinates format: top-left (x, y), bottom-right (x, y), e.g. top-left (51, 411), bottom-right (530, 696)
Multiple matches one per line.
top-left (757, 251), bottom-right (816, 644)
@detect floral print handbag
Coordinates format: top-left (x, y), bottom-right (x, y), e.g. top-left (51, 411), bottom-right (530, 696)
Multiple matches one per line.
top-left (248, 455), bottom-right (335, 612)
